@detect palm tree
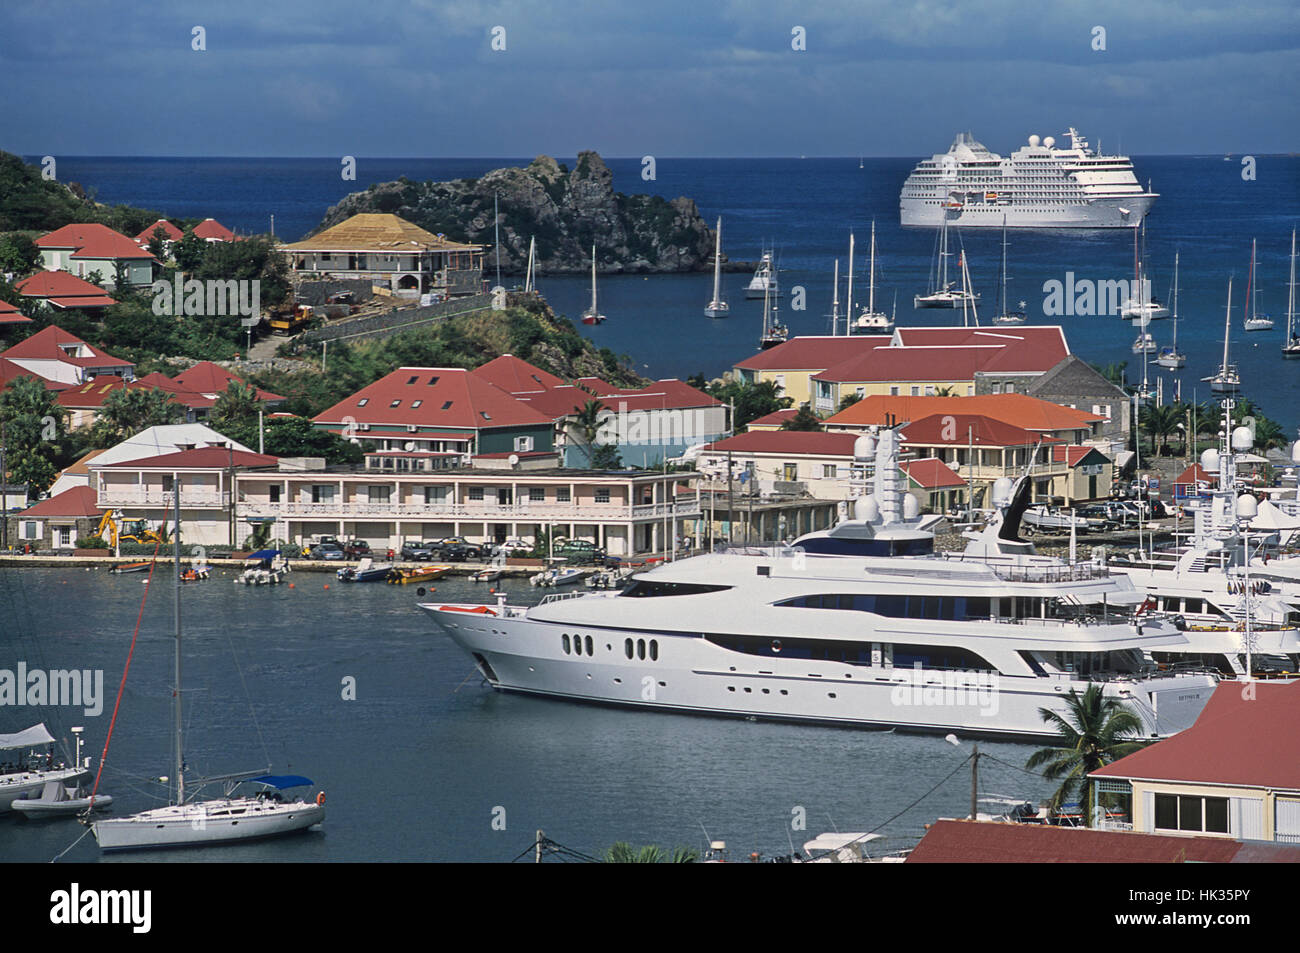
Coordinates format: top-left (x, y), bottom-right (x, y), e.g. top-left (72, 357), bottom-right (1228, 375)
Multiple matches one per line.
top-left (1139, 404), bottom-right (1180, 456)
top-left (1025, 684), bottom-right (1147, 826)
top-left (603, 842), bottom-right (697, 863)
top-left (569, 398), bottom-right (607, 466)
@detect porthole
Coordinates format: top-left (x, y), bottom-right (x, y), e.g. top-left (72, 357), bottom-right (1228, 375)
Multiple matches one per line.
top-left (584, 636), bottom-right (593, 656)
top-left (562, 634), bottom-right (571, 655)
top-left (828, 692), bottom-right (837, 699)
top-left (771, 639), bottom-right (782, 653)
top-left (637, 639), bottom-right (646, 660)
top-left (727, 686), bottom-right (736, 692)
top-left (649, 640), bottom-right (659, 661)
top-left (624, 638), bottom-right (634, 659)
top-left (779, 689), bottom-right (788, 696)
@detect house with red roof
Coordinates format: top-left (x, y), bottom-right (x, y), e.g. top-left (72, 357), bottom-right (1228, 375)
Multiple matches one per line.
top-left (92, 445), bottom-right (280, 547)
top-left (133, 219), bottom-right (185, 258)
top-left (34, 223), bottom-right (158, 288)
top-left (0, 325), bottom-right (135, 387)
top-left (1090, 680), bottom-right (1300, 843)
top-left (8, 485), bottom-right (103, 552)
top-left (1050, 444), bottom-right (1114, 501)
top-left (471, 354), bottom-right (726, 466)
top-left (171, 361), bottom-right (284, 406)
top-left (1173, 462), bottom-right (1217, 502)
top-left (191, 218), bottom-right (237, 242)
top-left (900, 457), bottom-right (968, 512)
top-left (745, 408), bottom-right (799, 431)
top-left (732, 335), bottom-right (889, 408)
top-left (15, 271), bottom-right (118, 312)
top-left (313, 366), bottom-right (558, 464)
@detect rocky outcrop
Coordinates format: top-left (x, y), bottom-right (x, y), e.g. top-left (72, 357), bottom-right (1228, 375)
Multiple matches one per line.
top-left (313, 152), bottom-right (715, 275)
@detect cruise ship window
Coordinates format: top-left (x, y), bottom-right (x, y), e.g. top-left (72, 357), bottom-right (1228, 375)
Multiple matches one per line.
top-left (584, 636), bottom-right (593, 656)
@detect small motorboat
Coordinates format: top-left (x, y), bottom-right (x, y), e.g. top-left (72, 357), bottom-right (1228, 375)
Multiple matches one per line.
top-left (336, 557), bottom-right (394, 583)
top-left (585, 566), bottom-right (633, 589)
top-left (471, 567), bottom-right (503, 583)
top-left (109, 561), bottom-right (151, 574)
top-left (240, 549), bottom-right (291, 585)
top-left (12, 780), bottom-right (113, 817)
top-left (180, 564), bottom-right (211, 582)
top-left (529, 565), bottom-right (586, 588)
top-left (387, 565), bottom-right (451, 585)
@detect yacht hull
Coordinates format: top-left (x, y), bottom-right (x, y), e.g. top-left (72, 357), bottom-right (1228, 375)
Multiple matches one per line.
top-left (92, 800), bottom-right (324, 851)
top-left (421, 604), bottom-right (1214, 741)
top-left (0, 767), bottom-right (88, 813)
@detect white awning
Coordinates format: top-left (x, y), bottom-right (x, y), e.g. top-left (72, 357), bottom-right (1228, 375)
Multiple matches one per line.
top-left (0, 723), bottom-right (54, 750)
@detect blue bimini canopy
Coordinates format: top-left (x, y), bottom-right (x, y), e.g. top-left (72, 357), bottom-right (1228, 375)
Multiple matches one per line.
top-left (247, 775), bottom-right (313, 789)
top-left (246, 549), bottom-right (282, 561)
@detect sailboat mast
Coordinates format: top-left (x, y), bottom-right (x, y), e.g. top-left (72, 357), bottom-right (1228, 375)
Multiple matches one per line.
top-left (940, 219), bottom-right (949, 290)
top-left (868, 221), bottom-right (876, 315)
top-left (173, 479), bottom-right (183, 806)
top-left (1247, 239), bottom-right (1256, 323)
top-left (1288, 229), bottom-right (1297, 340)
top-left (1000, 216), bottom-right (1009, 316)
top-left (712, 218), bottom-right (722, 303)
top-left (1223, 278), bottom-right (1233, 371)
top-left (846, 233), bottom-right (855, 322)
top-left (831, 259), bottom-right (840, 335)
top-left (590, 245), bottom-right (597, 313)
top-left (1171, 251), bottom-right (1179, 351)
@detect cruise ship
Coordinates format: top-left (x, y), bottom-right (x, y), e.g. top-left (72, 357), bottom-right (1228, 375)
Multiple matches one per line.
top-left (421, 431), bottom-right (1217, 741)
top-left (900, 129), bottom-right (1157, 229)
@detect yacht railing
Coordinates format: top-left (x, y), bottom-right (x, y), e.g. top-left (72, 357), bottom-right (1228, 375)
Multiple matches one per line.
top-left (942, 556), bottom-right (1111, 583)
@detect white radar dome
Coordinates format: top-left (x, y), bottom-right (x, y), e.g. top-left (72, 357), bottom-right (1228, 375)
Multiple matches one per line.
top-left (1292, 441), bottom-right (1300, 464)
top-left (1200, 448), bottom-right (1220, 472)
top-left (1028, 135), bottom-right (1040, 147)
top-left (1236, 494), bottom-right (1258, 519)
top-left (854, 435), bottom-right (877, 460)
top-left (1043, 136), bottom-right (1055, 149)
top-left (1232, 426), bottom-right (1253, 451)
top-left (991, 477), bottom-right (1014, 506)
top-left (902, 495), bottom-right (920, 520)
top-left (855, 497), bottom-right (880, 522)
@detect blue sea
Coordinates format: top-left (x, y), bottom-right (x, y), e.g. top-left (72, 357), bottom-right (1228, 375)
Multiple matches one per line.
top-left (31, 153), bottom-right (1300, 433)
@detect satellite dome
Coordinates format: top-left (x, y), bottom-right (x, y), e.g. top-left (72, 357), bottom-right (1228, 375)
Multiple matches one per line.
top-left (1028, 135), bottom-right (1041, 147)
top-left (1231, 426), bottom-right (1253, 451)
top-left (902, 495), bottom-right (920, 519)
top-left (1236, 493), bottom-right (1258, 519)
top-left (1201, 448), bottom-right (1220, 472)
top-left (1292, 441), bottom-right (1300, 464)
top-left (854, 435), bottom-right (877, 460)
top-left (855, 497), bottom-right (880, 522)
top-left (992, 477), bottom-right (1014, 506)
top-left (1043, 136), bottom-right (1056, 149)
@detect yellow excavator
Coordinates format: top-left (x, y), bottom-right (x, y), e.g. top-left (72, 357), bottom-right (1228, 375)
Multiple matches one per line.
top-left (96, 510), bottom-right (165, 548)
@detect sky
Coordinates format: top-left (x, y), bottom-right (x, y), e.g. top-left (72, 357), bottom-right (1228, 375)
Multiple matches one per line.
top-left (1, 0), bottom-right (1297, 157)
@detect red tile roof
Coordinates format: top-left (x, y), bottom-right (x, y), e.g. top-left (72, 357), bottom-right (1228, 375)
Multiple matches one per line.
top-left (901, 413), bottom-right (1062, 448)
top-left (101, 447), bottom-right (278, 469)
top-left (171, 361), bottom-right (283, 402)
top-left (703, 431), bottom-right (859, 456)
top-left (19, 485), bottom-right (102, 518)
top-left (734, 335), bottom-right (888, 372)
top-left (0, 300), bottom-right (31, 325)
top-left (812, 327), bottom-right (1070, 384)
top-left (1, 325), bottom-right (134, 369)
top-left (1174, 463), bottom-right (1216, 487)
top-left (747, 409), bottom-right (799, 429)
top-left (900, 457), bottom-right (966, 489)
top-left (16, 271), bottom-right (118, 308)
top-left (314, 367), bottom-right (556, 431)
top-left (56, 375), bottom-right (215, 411)
top-left (134, 220), bottom-right (184, 245)
top-left (826, 393), bottom-right (1101, 433)
top-left (472, 354), bottom-right (568, 394)
top-left (191, 219), bottom-right (235, 241)
top-left (1051, 445), bottom-right (1109, 467)
top-left (906, 819), bottom-right (1260, 864)
top-left (34, 224), bottom-right (157, 260)
top-left (1092, 680), bottom-right (1300, 791)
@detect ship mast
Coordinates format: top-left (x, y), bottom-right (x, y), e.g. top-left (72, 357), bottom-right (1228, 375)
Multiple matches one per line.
top-left (831, 259), bottom-right (840, 335)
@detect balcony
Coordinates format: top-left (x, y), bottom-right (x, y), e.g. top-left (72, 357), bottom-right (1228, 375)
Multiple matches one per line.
top-left (99, 489), bottom-right (227, 509)
top-left (238, 499), bottom-right (700, 522)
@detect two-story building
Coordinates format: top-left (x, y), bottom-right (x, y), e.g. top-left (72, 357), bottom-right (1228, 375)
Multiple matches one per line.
top-left (282, 213), bottom-right (483, 298)
top-left (1090, 680), bottom-right (1300, 843)
top-left (0, 325), bottom-right (134, 388)
top-left (235, 460), bottom-right (701, 557)
top-left (732, 335), bottom-right (888, 408)
top-left (33, 223), bottom-right (158, 289)
top-left (15, 271), bottom-right (118, 313)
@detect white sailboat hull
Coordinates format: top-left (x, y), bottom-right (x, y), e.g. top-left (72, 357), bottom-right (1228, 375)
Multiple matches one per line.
top-left (0, 766), bottom-right (87, 812)
top-left (92, 798), bottom-right (324, 850)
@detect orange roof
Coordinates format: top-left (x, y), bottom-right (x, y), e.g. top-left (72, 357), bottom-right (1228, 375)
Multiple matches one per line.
top-left (1050, 445), bottom-right (1109, 467)
top-left (900, 413), bottom-right (1062, 448)
top-left (314, 367), bottom-right (556, 431)
top-left (1174, 463), bottom-right (1216, 486)
top-left (191, 218), bottom-right (236, 241)
top-left (734, 335), bottom-right (888, 372)
top-left (900, 457), bottom-right (967, 489)
top-left (16, 271), bottom-right (118, 308)
top-left (34, 223), bottom-right (157, 260)
top-left (0, 300), bottom-right (31, 325)
top-left (825, 393), bottom-right (1102, 433)
top-left (703, 431), bottom-right (859, 456)
top-left (2, 325), bottom-right (134, 369)
top-left (171, 361), bottom-right (283, 402)
top-left (472, 354), bottom-right (568, 394)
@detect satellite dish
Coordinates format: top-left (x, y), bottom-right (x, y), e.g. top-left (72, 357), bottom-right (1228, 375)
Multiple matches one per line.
top-left (508, 454), bottom-right (520, 468)
top-left (1231, 426), bottom-right (1253, 451)
top-left (404, 441), bottom-right (415, 452)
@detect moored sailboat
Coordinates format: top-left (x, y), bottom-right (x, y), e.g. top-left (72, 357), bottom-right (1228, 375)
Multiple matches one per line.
top-left (991, 215), bottom-right (1026, 325)
top-left (1284, 229), bottom-right (1300, 358)
top-left (1156, 250), bottom-right (1186, 368)
top-left (1243, 238), bottom-right (1274, 331)
top-left (704, 217), bottom-right (729, 318)
top-left (915, 218), bottom-right (977, 309)
top-left (581, 245), bottom-right (605, 325)
top-left (851, 221), bottom-right (892, 333)
top-left (1203, 278), bottom-right (1240, 394)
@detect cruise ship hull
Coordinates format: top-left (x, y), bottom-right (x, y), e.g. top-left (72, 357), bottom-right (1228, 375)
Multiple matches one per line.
top-left (901, 194), bottom-right (1156, 229)
top-left (422, 603), bottom-right (1214, 741)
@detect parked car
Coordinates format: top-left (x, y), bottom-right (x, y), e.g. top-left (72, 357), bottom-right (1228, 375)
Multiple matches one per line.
top-left (497, 538), bottom-right (531, 555)
top-left (555, 539), bottom-right (606, 565)
top-left (434, 536), bottom-right (483, 559)
top-left (400, 540), bottom-right (436, 561)
top-left (1073, 505), bottom-right (1118, 532)
top-left (343, 540), bottom-right (371, 558)
top-left (315, 543), bottom-right (346, 561)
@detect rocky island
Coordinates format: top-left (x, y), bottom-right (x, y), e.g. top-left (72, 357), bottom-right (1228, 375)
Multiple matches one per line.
top-left (313, 151), bottom-right (718, 275)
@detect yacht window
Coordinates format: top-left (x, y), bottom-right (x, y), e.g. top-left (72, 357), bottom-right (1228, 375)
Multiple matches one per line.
top-left (584, 636), bottom-right (593, 656)
top-left (622, 581), bottom-right (732, 598)
top-left (562, 634), bottom-right (571, 655)
top-left (649, 640), bottom-right (659, 661)
top-left (625, 638), bottom-right (634, 659)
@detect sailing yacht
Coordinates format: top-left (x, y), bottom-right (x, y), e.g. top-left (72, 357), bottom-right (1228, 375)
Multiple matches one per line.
top-left (991, 216), bottom-right (1026, 325)
top-left (1131, 331), bottom-right (1157, 354)
top-left (581, 245), bottom-right (605, 325)
top-left (523, 236), bottom-right (537, 294)
top-left (1284, 230), bottom-right (1300, 358)
top-left (915, 219), bottom-right (978, 308)
top-left (758, 276), bottom-right (788, 350)
top-left (1156, 251), bottom-right (1186, 368)
top-left (958, 251), bottom-right (980, 327)
top-left (1121, 224), bottom-right (1170, 321)
top-left (704, 217), bottom-right (729, 318)
top-left (420, 430), bottom-right (1219, 741)
top-left (1242, 239), bottom-right (1274, 331)
top-left (851, 221), bottom-right (892, 333)
top-left (1203, 279), bottom-right (1240, 393)
top-left (745, 250), bottom-right (780, 299)
top-left (91, 488), bottom-right (324, 850)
